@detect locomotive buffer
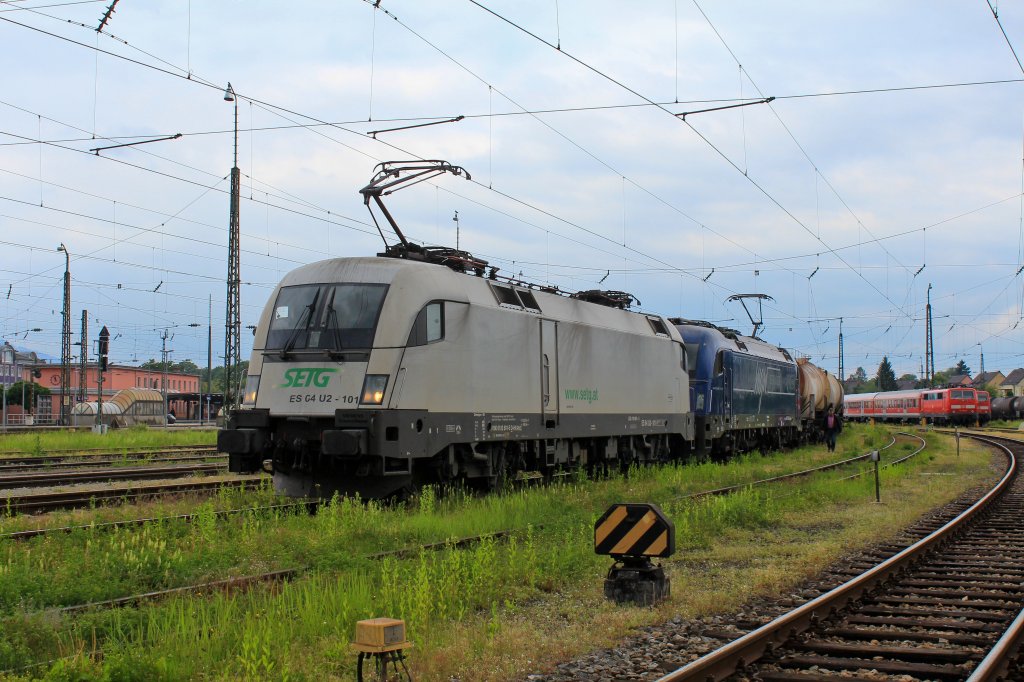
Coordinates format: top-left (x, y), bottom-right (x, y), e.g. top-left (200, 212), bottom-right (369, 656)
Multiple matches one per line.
top-left (595, 503), bottom-right (674, 606)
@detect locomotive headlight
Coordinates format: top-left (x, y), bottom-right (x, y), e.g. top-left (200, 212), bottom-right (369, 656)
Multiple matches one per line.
top-left (360, 374), bottom-right (389, 405)
top-left (242, 375), bottom-right (260, 406)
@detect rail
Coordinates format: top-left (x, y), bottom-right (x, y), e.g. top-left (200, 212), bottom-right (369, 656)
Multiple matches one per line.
top-left (656, 432), bottom-right (1017, 682)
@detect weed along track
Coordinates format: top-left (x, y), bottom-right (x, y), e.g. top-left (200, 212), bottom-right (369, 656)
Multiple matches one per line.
top-left (0, 425), bottom-right (993, 679)
top-left (0, 436), bottom-right (900, 540)
top-left (678, 433), bottom-right (901, 502)
top-left (653, 433), bottom-right (1024, 682)
top-left (59, 569), bottom-right (299, 614)
top-left (0, 501), bottom-right (315, 541)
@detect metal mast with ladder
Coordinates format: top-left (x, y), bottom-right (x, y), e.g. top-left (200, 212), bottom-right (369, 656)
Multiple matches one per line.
top-left (223, 83), bottom-right (242, 411)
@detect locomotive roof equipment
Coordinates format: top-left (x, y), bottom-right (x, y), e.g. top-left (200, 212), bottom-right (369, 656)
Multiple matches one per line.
top-left (359, 160), bottom-right (490, 276)
top-left (569, 290), bottom-right (640, 309)
top-left (726, 293), bottom-right (774, 338)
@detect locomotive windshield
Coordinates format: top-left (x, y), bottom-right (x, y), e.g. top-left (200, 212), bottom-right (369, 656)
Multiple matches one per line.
top-left (266, 283), bottom-right (388, 353)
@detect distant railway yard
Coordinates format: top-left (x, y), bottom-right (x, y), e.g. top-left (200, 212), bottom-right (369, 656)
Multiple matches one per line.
top-left (0, 424), bottom-right (1016, 680)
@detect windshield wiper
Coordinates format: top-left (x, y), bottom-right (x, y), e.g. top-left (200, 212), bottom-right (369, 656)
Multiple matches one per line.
top-left (323, 288), bottom-right (347, 358)
top-left (280, 288), bottom-right (321, 359)
top-left (319, 288), bottom-right (345, 358)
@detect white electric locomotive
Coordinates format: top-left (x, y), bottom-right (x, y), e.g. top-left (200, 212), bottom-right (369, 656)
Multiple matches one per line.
top-left (219, 255), bottom-right (694, 498)
top-left (219, 160), bottom-right (843, 499)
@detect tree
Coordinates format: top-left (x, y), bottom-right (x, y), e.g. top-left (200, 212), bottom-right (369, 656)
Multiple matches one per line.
top-left (4, 381), bottom-right (51, 411)
top-left (139, 358), bottom-right (201, 375)
top-left (876, 356), bottom-right (898, 391)
top-left (845, 367), bottom-right (870, 393)
top-left (210, 361), bottom-right (249, 394)
top-left (898, 373), bottom-right (917, 384)
top-left (952, 360), bottom-right (970, 376)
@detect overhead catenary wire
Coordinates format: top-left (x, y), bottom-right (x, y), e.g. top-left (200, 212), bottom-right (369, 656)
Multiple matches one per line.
top-left (4, 1), bottom-right (1019, 305)
top-left (465, 0), bottom-right (915, 323)
top-left (4, 1), bottom-right (1019, 372)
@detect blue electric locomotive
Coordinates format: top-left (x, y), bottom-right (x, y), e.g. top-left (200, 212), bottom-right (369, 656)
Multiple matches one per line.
top-left (671, 319), bottom-right (801, 457)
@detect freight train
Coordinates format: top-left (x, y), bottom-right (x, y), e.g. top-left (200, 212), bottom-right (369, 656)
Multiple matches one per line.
top-left (218, 253), bottom-right (845, 499)
top-left (218, 161), bottom-right (844, 499)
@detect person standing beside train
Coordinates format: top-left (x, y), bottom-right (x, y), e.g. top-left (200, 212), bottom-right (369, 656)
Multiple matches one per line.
top-left (824, 405), bottom-right (842, 452)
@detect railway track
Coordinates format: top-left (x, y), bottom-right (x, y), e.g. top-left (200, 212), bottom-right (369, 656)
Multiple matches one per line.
top-left (0, 462), bottom-right (228, 490)
top-left (0, 445), bottom-right (219, 468)
top-left (0, 502), bottom-right (314, 541)
top-left (0, 454), bottom-right (226, 473)
top-left (1, 476), bottom-right (265, 514)
top-left (678, 434), bottom-right (901, 502)
top-left (656, 432), bottom-right (1024, 682)
top-left (1, 438), bottom-right (905, 541)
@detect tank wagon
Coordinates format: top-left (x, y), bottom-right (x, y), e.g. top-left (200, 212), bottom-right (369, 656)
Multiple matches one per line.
top-left (991, 396), bottom-right (1024, 421)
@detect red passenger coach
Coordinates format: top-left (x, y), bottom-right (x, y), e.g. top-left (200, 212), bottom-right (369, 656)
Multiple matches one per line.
top-left (844, 390), bottom-right (921, 422)
top-left (845, 387), bottom-right (981, 426)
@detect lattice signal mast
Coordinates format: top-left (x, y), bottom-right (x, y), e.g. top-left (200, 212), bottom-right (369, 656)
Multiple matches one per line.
top-left (924, 283), bottom-right (935, 384)
top-left (78, 310), bottom-right (88, 404)
top-left (58, 243), bottom-right (71, 425)
top-left (223, 83), bottom-right (242, 410)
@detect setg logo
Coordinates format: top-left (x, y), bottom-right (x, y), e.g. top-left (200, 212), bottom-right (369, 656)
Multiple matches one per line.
top-left (280, 367), bottom-right (337, 388)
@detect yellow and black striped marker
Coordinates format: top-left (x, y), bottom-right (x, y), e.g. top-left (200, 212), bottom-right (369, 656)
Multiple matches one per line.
top-left (594, 503), bottom-right (674, 558)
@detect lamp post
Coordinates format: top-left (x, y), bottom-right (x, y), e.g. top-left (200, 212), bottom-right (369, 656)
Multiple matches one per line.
top-left (222, 83), bottom-right (242, 413)
top-left (188, 321), bottom-right (205, 422)
top-left (57, 243), bottom-right (71, 426)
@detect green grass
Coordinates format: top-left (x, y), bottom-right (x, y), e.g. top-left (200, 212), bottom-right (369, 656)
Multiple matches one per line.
top-left (0, 426), bottom-right (216, 456)
top-left (0, 425), bottom-right (996, 681)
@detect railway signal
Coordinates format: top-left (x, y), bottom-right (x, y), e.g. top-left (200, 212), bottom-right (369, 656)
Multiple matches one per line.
top-left (95, 326), bottom-right (110, 434)
top-left (98, 326), bottom-right (109, 372)
top-left (595, 502), bottom-right (674, 606)
top-left (870, 449), bottom-right (881, 503)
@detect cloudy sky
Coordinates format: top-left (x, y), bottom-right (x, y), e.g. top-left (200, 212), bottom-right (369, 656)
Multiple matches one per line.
top-left (2, 0), bottom-right (1024, 380)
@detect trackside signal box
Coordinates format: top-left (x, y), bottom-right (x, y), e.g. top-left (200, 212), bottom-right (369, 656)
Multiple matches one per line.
top-left (352, 618), bottom-right (413, 681)
top-left (595, 503), bottom-right (674, 605)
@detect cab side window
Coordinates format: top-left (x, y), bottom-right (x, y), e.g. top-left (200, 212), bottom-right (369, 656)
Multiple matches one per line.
top-left (407, 302), bottom-right (445, 347)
